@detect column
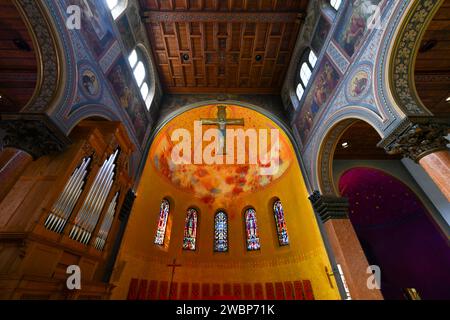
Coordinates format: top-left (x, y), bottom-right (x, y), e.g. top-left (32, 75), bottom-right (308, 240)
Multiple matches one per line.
top-left (380, 121), bottom-right (450, 201)
top-left (309, 191), bottom-right (383, 300)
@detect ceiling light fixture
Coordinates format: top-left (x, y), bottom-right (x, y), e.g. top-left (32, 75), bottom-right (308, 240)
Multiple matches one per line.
top-left (446, 96), bottom-right (450, 103)
top-left (341, 142), bottom-right (349, 148)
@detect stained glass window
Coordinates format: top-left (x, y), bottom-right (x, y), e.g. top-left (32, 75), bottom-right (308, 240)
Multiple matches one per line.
top-left (245, 208), bottom-right (260, 251)
top-left (154, 199), bottom-right (170, 245)
top-left (183, 208), bottom-right (198, 251)
top-left (214, 211), bottom-right (228, 252)
top-left (273, 200), bottom-right (289, 246)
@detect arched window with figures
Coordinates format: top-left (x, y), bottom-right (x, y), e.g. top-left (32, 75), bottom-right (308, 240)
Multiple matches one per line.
top-left (154, 198), bottom-right (170, 245)
top-left (244, 208), bottom-right (260, 251)
top-left (214, 211), bottom-right (228, 252)
top-left (273, 199), bottom-right (289, 246)
top-left (128, 48), bottom-right (153, 110)
top-left (106, 0), bottom-right (127, 19)
top-left (183, 208), bottom-right (198, 251)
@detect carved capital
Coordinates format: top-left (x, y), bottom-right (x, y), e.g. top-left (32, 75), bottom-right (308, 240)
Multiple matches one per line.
top-left (378, 119), bottom-right (450, 162)
top-left (308, 191), bottom-right (349, 223)
top-left (0, 116), bottom-right (71, 159)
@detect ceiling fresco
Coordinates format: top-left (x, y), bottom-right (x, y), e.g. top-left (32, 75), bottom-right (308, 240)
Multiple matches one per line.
top-left (149, 105), bottom-right (294, 204)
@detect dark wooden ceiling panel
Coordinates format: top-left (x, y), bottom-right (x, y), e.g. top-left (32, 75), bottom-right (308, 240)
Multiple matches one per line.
top-left (141, 0), bottom-right (308, 94)
top-left (415, 0), bottom-right (450, 116)
top-left (0, 0), bottom-right (37, 112)
top-left (334, 121), bottom-right (401, 160)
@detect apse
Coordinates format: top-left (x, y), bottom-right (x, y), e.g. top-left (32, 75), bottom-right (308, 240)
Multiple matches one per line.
top-left (339, 167), bottom-right (450, 300)
top-left (110, 104), bottom-right (340, 300)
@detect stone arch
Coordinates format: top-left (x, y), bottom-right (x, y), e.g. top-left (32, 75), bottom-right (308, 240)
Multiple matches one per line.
top-left (14, 0), bottom-right (71, 114)
top-left (382, 0), bottom-right (443, 116)
top-left (66, 105), bottom-right (122, 135)
top-left (314, 110), bottom-right (384, 196)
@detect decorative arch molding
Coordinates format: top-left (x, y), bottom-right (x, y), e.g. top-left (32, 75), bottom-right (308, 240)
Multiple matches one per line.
top-left (314, 111), bottom-right (384, 196)
top-left (0, 0), bottom-right (72, 158)
top-left (385, 0), bottom-right (442, 116)
top-left (65, 105), bottom-right (122, 135)
top-left (14, 0), bottom-right (67, 114)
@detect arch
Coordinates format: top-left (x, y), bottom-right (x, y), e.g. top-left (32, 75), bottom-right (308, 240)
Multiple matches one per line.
top-left (382, 0), bottom-right (442, 116)
top-left (66, 108), bottom-right (120, 136)
top-left (338, 167), bottom-right (450, 299)
top-left (313, 110), bottom-right (384, 195)
top-left (14, 0), bottom-right (70, 114)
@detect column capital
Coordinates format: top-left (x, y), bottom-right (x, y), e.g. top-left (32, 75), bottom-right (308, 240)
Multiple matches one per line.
top-left (378, 118), bottom-right (449, 162)
top-left (0, 116), bottom-right (71, 159)
top-left (308, 191), bottom-right (349, 223)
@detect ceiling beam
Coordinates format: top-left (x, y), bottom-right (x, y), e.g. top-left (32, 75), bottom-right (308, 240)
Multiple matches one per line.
top-left (142, 11), bottom-right (304, 23)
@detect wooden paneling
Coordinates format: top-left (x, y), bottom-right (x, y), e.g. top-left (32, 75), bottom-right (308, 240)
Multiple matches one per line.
top-left (141, 0), bottom-right (308, 94)
top-left (415, 0), bottom-right (450, 116)
top-left (0, 0), bottom-right (37, 111)
top-left (334, 121), bottom-right (401, 160)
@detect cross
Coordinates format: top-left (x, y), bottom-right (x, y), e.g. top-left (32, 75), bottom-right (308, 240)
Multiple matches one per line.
top-left (167, 258), bottom-right (181, 300)
top-left (200, 105), bottom-right (245, 155)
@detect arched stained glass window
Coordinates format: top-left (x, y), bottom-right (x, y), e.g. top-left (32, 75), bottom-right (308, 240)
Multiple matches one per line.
top-left (183, 208), bottom-right (198, 251)
top-left (273, 200), bottom-right (289, 246)
top-left (154, 199), bottom-right (170, 245)
top-left (245, 208), bottom-right (260, 251)
top-left (214, 211), bottom-right (228, 252)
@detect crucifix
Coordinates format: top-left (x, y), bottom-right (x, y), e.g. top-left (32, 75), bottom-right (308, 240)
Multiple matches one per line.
top-left (167, 258), bottom-right (181, 300)
top-left (200, 105), bottom-right (245, 155)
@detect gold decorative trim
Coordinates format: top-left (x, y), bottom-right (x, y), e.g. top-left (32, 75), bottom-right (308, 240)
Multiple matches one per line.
top-left (13, 0), bottom-right (63, 113)
top-left (389, 0), bottom-right (443, 115)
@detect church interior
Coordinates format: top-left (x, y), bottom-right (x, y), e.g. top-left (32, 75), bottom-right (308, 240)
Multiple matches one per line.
top-left (0, 0), bottom-right (449, 300)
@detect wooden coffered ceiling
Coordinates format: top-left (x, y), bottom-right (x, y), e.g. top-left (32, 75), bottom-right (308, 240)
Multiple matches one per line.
top-left (0, 0), bottom-right (37, 112)
top-left (415, 0), bottom-right (450, 116)
top-left (140, 0), bottom-right (308, 94)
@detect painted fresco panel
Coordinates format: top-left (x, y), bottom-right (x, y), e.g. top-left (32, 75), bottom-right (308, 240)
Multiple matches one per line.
top-left (70, 0), bottom-right (115, 58)
top-left (333, 0), bottom-right (383, 58)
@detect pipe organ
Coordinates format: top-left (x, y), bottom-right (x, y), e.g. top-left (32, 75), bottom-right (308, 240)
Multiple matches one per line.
top-left (94, 192), bottom-right (119, 251)
top-left (69, 149), bottom-right (119, 245)
top-left (0, 121), bottom-right (135, 299)
top-left (44, 156), bottom-right (92, 233)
